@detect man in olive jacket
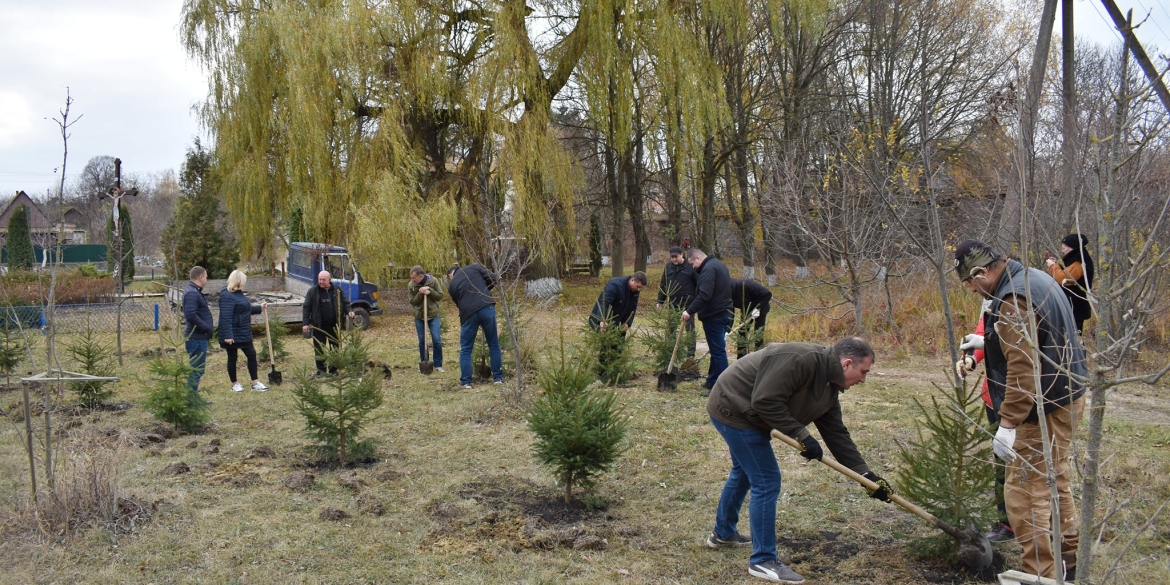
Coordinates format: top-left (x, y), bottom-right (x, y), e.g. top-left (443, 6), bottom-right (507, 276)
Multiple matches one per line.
top-left (705, 337), bottom-right (893, 584)
top-left (408, 266), bottom-right (444, 372)
top-left (302, 271), bottom-right (354, 374)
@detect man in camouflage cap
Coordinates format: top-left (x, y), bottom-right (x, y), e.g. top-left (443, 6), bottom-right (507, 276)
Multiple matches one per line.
top-left (954, 239), bottom-right (1086, 580)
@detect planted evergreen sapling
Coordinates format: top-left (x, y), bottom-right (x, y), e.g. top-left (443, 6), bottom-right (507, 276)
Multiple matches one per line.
top-left (527, 341), bottom-right (627, 503)
top-left (255, 321), bottom-right (289, 363)
top-left (895, 379), bottom-right (996, 559)
top-left (640, 283), bottom-right (695, 371)
top-left (65, 320), bottom-right (117, 407)
top-left (0, 326), bottom-right (24, 390)
top-left (142, 352), bottom-right (207, 432)
top-left (290, 327), bottom-right (383, 465)
top-left (583, 307), bottom-right (637, 386)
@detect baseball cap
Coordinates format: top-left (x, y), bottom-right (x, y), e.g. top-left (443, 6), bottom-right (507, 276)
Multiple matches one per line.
top-left (954, 240), bottom-right (1000, 281)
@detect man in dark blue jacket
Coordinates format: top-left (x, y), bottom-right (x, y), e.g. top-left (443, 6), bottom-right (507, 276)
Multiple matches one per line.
top-left (682, 248), bottom-right (733, 393)
top-left (447, 264), bottom-right (503, 388)
top-left (657, 246), bottom-right (697, 357)
top-left (182, 266), bottom-right (214, 395)
top-left (589, 272), bottom-right (647, 371)
top-left (731, 278), bottom-right (773, 358)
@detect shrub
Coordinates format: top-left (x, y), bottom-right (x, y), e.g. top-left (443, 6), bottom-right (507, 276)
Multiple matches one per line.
top-left (290, 328), bottom-right (383, 465)
top-left (582, 307), bottom-right (636, 386)
top-left (142, 352), bottom-right (207, 432)
top-left (6, 205), bottom-right (34, 271)
top-left (65, 320), bottom-right (117, 407)
top-left (640, 287), bottom-right (695, 371)
top-left (527, 351), bottom-right (627, 503)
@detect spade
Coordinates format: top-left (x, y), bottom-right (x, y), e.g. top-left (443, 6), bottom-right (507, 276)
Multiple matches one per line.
top-left (657, 324), bottom-right (685, 392)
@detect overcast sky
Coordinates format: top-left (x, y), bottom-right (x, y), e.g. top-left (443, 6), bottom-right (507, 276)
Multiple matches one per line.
top-left (0, 0), bottom-right (1167, 198)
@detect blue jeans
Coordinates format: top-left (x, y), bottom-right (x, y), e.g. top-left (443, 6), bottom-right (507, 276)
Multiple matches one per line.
top-left (185, 339), bottom-right (208, 394)
top-left (711, 416), bottom-right (780, 565)
top-left (701, 311), bottom-right (733, 388)
top-left (415, 317), bottom-right (443, 367)
top-left (459, 305), bottom-right (502, 385)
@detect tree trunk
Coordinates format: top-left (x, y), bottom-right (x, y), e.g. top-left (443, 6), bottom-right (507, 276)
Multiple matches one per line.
top-left (606, 141), bottom-right (625, 277)
top-left (697, 136), bottom-right (718, 253)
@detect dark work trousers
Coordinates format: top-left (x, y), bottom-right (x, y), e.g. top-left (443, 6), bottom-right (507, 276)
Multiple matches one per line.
top-left (221, 341), bottom-right (259, 383)
top-left (735, 308), bottom-right (769, 359)
top-left (986, 404), bottom-right (1008, 523)
top-left (313, 326), bottom-right (339, 374)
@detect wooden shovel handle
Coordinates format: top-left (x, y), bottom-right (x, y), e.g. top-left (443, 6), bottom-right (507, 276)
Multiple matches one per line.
top-left (263, 308), bottom-right (276, 369)
top-left (769, 429), bottom-right (942, 529)
top-left (665, 322), bottom-right (684, 374)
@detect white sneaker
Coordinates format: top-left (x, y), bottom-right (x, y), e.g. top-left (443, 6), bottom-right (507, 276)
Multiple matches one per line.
top-left (251, 381), bottom-right (268, 392)
top-left (435, 367), bottom-right (445, 373)
top-left (460, 384), bottom-right (472, 389)
top-left (231, 383), bottom-right (244, 393)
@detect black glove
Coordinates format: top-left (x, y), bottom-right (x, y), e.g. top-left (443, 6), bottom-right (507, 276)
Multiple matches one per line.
top-left (799, 435), bottom-right (823, 461)
top-left (862, 471), bottom-right (894, 502)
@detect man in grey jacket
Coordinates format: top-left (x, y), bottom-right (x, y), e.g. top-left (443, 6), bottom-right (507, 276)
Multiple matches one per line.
top-left (704, 337), bottom-right (893, 584)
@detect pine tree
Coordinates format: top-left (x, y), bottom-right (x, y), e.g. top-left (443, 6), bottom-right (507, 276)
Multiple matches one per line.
top-left (6, 205), bottom-right (34, 271)
top-left (0, 326), bottom-right (24, 390)
top-left (640, 295), bottom-right (695, 371)
top-left (142, 352), bottom-right (207, 432)
top-left (583, 308), bottom-right (636, 386)
top-left (254, 321), bottom-right (289, 363)
top-left (161, 140), bottom-right (241, 279)
top-left (290, 327), bottom-right (384, 465)
top-left (527, 338), bottom-right (628, 503)
top-left (65, 319), bottom-right (117, 407)
top-left (895, 379), bottom-right (996, 558)
top-left (589, 213), bottom-right (603, 278)
top-left (105, 204), bottom-right (134, 281)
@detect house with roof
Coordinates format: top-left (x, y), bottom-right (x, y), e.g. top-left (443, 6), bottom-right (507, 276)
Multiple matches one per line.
top-left (0, 191), bottom-right (86, 248)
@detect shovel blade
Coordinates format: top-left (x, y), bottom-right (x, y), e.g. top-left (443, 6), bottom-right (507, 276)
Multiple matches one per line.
top-left (955, 522), bottom-right (994, 573)
top-left (420, 361), bottom-right (434, 375)
top-left (268, 367), bottom-right (283, 386)
top-left (656, 371), bottom-right (677, 392)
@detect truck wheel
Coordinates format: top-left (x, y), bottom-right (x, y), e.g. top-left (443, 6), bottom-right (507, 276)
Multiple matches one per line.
top-left (352, 307), bottom-right (371, 330)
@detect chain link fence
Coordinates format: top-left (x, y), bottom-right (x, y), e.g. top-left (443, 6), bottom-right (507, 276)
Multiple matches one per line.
top-left (2, 300), bottom-right (166, 334)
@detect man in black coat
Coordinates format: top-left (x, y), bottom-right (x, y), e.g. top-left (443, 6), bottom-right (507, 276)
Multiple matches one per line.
top-left (657, 246), bottom-right (697, 357)
top-left (731, 278), bottom-right (773, 358)
top-left (589, 272), bottom-right (648, 371)
top-left (302, 271), bottom-right (354, 375)
top-left (681, 248), bottom-right (734, 393)
top-left (182, 266), bottom-right (214, 395)
top-left (447, 264), bottom-right (503, 388)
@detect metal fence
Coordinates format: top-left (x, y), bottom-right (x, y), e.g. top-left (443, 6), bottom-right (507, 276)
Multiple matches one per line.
top-left (2, 300), bottom-right (165, 334)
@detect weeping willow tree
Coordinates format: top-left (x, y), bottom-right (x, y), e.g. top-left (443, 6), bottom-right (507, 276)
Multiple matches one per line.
top-left (181, 0), bottom-right (753, 271)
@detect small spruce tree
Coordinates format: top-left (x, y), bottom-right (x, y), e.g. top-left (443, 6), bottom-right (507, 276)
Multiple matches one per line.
top-left (290, 327), bottom-right (384, 465)
top-left (0, 326), bottom-right (25, 390)
top-left (896, 379), bottom-right (996, 558)
top-left (640, 282), bottom-right (696, 371)
top-left (65, 319), bottom-right (117, 407)
top-left (583, 307), bottom-right (636, 385)
top-left (6, 205), bottom-right (34, 271)
top-left (254, 322), bottom-right (289, 363)
top-left (142, 352), bottom-right (208, 432)
top-left (527, 335), bottom-right (628, 503)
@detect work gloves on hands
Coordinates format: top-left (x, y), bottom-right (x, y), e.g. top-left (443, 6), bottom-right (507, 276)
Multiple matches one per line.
top-left (959, 334), bottom-right (985, 351)
top-left (798, 435), bottom-right (823, 461)
top-left (862, 471), bottom-right (895, 502)
top-left (992, 426), bottom-right (1017, 463)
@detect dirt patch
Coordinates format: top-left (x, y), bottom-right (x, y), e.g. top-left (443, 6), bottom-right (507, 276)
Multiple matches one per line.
top-left (418, 474), bottom-right (621, 555)
top-left (776, 529), bottom-right (1002, 584)
top-left (283, 471), bottom-right (315, 491)
top-left (162, 462), bottom-right (190, 476)
top-left (319, 507), bottom-right (350, 521)
top-left (337, 471), bottom-right (363, 490)
top-left (244, 445), bottom-right (276, 459)
top-left (358, 495), bottom-right (386, 516)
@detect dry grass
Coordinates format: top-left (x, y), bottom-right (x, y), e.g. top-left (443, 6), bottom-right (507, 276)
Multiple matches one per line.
top-left (0, 271), bottom-right (1166, 584)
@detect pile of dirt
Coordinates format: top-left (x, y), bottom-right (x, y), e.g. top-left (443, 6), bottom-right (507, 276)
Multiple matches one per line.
top-left (419, 474), bottom-right (628, 555)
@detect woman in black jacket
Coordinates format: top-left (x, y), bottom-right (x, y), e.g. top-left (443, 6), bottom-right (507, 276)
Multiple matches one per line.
top-left (1045, 233), bottom-right (1094, 334)
top-left (218, 270), bottom-right (268, 392)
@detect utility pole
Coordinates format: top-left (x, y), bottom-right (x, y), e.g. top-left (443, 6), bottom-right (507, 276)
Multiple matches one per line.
top-left (1061, 0), bottom-right (1077, 204)
top-left (105, 158), bottom-right (137, 365)
top-left (1101, 0), bottom-right (1170, 115)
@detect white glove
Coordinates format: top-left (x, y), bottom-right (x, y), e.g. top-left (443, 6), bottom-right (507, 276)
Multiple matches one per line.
top-left (750, 308), bottom-right (760, 319)
top-left (959, 334), bottom-right (985, 351)
top-left (955, 355), bottom-right (977, 378)
top-left (992, 426), bottom-right (1017, 463)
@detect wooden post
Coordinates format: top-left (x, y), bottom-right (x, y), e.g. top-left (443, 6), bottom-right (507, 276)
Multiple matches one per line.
top-left (21, 381), bottom-right (37, 503)
top-left (1101, 0), bottom-right (1170, 114)
top-left (1061, 0), bottom-right (1077, 203)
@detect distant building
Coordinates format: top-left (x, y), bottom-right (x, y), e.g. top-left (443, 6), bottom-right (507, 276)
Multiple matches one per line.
top-left (0, 191), bottom-right (86, 248)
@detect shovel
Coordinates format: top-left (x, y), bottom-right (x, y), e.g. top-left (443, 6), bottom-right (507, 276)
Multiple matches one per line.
top-left (770, 429), bottom-right (993, 573)
top-left (419, 301), bottom-right (434, 375)
top-left (264, 307), bottom-right (282, 386)
top-left (657, 324), bottom-right (685, 392)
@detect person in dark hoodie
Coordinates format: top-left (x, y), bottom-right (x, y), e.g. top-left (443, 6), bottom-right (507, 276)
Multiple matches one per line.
top-left (731, 278), bottom-right (773, 358)
top-left (1045, 233), bottom-right (1094, 334)
top-left (657, 246), bottom-right (697, 357)
top-left (704, 337), bottom-right (892, 584)
top-left (218, 270), bottom-right (268, 392)
top-left (681, 248), bottom-right (734, 393)
top-left (182, 266), bottom-right (214, 395)
top-left (447, 264), bottom-right (502, 388)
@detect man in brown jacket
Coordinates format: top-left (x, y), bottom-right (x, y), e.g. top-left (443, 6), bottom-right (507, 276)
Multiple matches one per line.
top-left (955, 239), bottom-right (1086, 581)
top-left (705, 337), bottom-right (893, 583)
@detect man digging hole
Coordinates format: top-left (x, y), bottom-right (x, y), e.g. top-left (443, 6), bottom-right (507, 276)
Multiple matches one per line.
top-left (704, 337), bottom-right (894, 583)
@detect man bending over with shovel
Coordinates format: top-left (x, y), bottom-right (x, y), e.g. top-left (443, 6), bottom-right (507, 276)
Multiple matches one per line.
top-left (705, 337), bottom-right (893, 583)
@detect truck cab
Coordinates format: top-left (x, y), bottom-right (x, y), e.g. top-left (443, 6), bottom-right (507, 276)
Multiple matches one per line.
top-left (288, 242), bottom-right (382, 329)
